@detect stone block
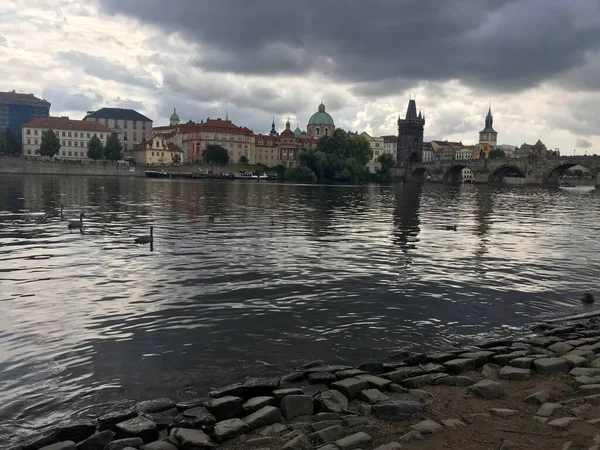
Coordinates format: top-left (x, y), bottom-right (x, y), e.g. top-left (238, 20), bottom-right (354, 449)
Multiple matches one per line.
top-left (434, 376), bottom-right (475, 386)
top-left (58, 422), bottom-right (97, 443)
top-left (335, 432), bottom-right (372, 450)
top-left (139, 442), bottom-right (177, 450)
top-left (308, 372), bottom-right (336, 385)
top-left (411, 420), bottom-right (442, 434)
top-left (355, 374), bottom-right (392, 391)
top-left (309, 425), bottom-right (345, 445)
top-left (76, 431), bottom-right (115, 450)
top-left (373, 401), bottom-right (424, 421)
top-left (508, 357), bottom-right (535, 369)
top-left (280, 395), bottom-right (314, 420)
top-left (536, 403), bottom-right (563, 417)
top-left (358, 389), bottom-right (389, 405)
top-left (316, 390), bottom-right (348, 413)
top-left (523, 389), bottom-right (550, 405)
top-left (243, 377), bottom-right (280, 398)
top-left (444, 358), bottom-right (477, 374)
top-left (242, 397), bottom-right (275, 414)
top-left (282, 434), bottom-right (311, 450)
top-left (39, 443), bottom-right (75, 450)
top-left (213, 418), bottom-right (250, 442)
top-left (579, 384), bottom-right (600, 395)
top-left (400, 373), bottom-right (448, 388)
top-left (105, 438), bottom-right (144, 450)
top-left (169, 428), bottom-right (215, 449)
top-left (115, 418), bottom-right (157, 444)
top-left (243, 406), bottom-right (281, 430)
top-left (381, 367), bottom-right (424, 382)
top-left (468, 380), bottom-right (505, 400)
top-left (534, 358), bottom-right (569, 375)
top-left (205, 396), bottom-right (244, 421)
top-left (548, 342), bottom-right (574, 355)
top-left (547, 417), bottom-right (580, 429)
top-left (459, 351), bottom-right (496, 366)
top-left (98, 411), bottom-right (137, 430)
top-left (357, 362), bottom-right (385, 374)
top-left (136, 399), bottom-right (175, 414)
top-left (273, 388), bottom-right (304, 400)
top-left (331, 378), bottom-right (369, 400)
top-left (335, 369), bottom-right (368, 380)
top-left (498, 366), bottom-right (531, 381)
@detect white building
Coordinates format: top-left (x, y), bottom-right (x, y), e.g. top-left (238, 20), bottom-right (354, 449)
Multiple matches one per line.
top-left (22, 116), bottom-right (113, 160)
top-left (455, 147), bottom-right (476, 160)
top-left (84, 107), bottom-right (153, 153)
top-left (461, 167), bottom-right (475, 183)
top-left (422, 142), bottom-right (435, 163)
top-left (361, 132), bottom-right (394, 173)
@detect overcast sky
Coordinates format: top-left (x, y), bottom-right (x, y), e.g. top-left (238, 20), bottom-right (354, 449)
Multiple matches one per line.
top-left (2, 0), bottom-right (600, 153)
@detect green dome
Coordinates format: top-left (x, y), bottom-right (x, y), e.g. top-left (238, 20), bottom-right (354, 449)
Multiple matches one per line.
top-left (293, 126), bottom-right (303, 137)
top-left (170, 108), bottom-right (180, 121)
top-left (308, 103), bottom-right (335, 126)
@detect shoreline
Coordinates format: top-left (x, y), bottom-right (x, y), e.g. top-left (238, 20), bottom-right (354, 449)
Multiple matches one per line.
top-left (10, 316), bottom-right (600, 450)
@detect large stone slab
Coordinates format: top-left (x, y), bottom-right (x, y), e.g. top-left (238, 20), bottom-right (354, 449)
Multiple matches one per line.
top-left (427, 352), bottom-right (457, 363)
top-left (282, 434), bottom-right (311, 450)
top-left (355, 374), bottom-right (392, 391)
top-left (105, 438), bottom-right (144, 450)
top-left (98, 410), bottom-right (137, 430)
top-left (357, 362), bottom-right (385, 374)
top-left (313, 412), bottom-right (340, 422)
top-left (308, 372), bottom-right (336, 385)
top-left (536, 403), bottom-right (563, 417)
top-left (22, 430), bottom-right (61, 450)
top-left (280, 395), bottom-right (314, 420)
top-left (534, 358), bottom-right (569, 375)
top-left (335, 369), bottom-right (368, 380)
top-left (373, 443), bottom-right (403, 450)
top-left (331, 378), bottom-right (369, 400)
top-left (77, 431), bottom-right (115, 450)
top-left (373, 401), bottom-right (424, 421)
top-left (273, 388), bottom-right (304, 400)
top-left (459, 351), bottom-right (496, 366)
top-left (381, 367), bottom-right (424, 383)
top-left (115, 418), bottom-right (158, 443)
top-left (302, 384), bottom-right (329, 397)
top-left (570, 367), bottom-right (600, 377)
top-left (468, 380), bottom-right (505, 400)
top-left (492, 351), bottom-right (529, 366)
top-left (243, 405), bottom-right (281, 430)
top-left (175, 398), bottom-right (207, 412)
top-left (402, 353), bottom-right (428, 366)
top-left (498, 366), bottom-right (532, 381)
top-left (562, 354), bottom-right (589, 368)
top-left (508, 357), bottom-right (536, 369)
top-left (213, 418), bottom-right (250, 442)
top-left (136, 399), bottom-right (175, 414)
top-left (208, 383), bottom-right (244, 399)
top-left (169, 428), bottom-right (215, 449)
top-left (174, 406), bottom-right (216, 428)
top-left (205, 396), bottom-right (244, 421)
top-left (523, 389), bottom-right (550, 405)
top-left (140, 442), bottom-right (177, 450)
top-left (444, 358), bottom-right (477, 374)
top-left (309, 425), bottom-right (346, 445)
top-left (58, 421), bottom-right (97, 443)
top-left (242, 396), bottom-right (275, 414)
top-left (243, 377), bottom-right (280, 397)
top-left (579, 384), bottom-right (600, 395)
top-left (548, 342), bottom-right (574, 355)
top-left (547, 417), bottom-right (580, 429)
top-left (282, 372), bottom-right (304, 383)
top-left (316, 390), bottom-right (348, 413)
top-left (302, 366), bottom-right (352, 377)
top-left (335, 432), bottom-right (373, 450)
top-left (434, 376), bottom-right (475, 387)
top-left (358, 389), bottom-right (390, 404)
top-left (400, 373), bottom-right (448, 389)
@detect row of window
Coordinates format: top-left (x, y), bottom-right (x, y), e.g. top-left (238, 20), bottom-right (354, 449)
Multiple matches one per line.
top-left (95, 118), bottom-right (147, 130)
top-left (26, 129), bottom-right (105, 139)
top-left (25, 149), bottom-right (86, 157)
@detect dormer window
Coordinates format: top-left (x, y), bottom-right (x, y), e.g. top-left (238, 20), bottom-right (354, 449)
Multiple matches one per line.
top-left (43, 122), bottom-right (48, 127)
top-left (68, 123), bottom-right (73, 129)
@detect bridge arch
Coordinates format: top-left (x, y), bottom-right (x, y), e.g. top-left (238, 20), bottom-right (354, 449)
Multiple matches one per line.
top-left (443, 163), bottom-right (475, 184)
top-left (546, 161), bottom-right (598, 185)
top-left (409, 167), bottom-right (428, 182)
top-left (489, 165), bottom-right (526, 185)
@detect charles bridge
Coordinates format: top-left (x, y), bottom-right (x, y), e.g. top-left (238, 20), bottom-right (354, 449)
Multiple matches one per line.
top-left (394, 156), bottom-right (600, 186)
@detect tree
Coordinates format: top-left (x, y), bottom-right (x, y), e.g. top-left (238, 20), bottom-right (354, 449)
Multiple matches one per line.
top-left (87, 135), bottom-right (104, 160)
top-left (172, 153), bottom-right (181, 164)
top-left (239, 155), bottom-right (249, 164)
top-left (202, 144), bottom-right (229, 166)
top-left (104, 132), bottom-right (123, 161)
top-left (488, 148), bottom-right (506, 159)
top-left (39, 128), bottom-right (61, 158)
top-left (378, 153), bottom-right (395, 173)
top-left (4, 128), bottom-right (21, 155)
top-left (284, 166), bottom-right (316, 182)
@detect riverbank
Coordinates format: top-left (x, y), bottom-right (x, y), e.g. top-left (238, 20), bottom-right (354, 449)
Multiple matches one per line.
top-left (12, 316), bottom-right (600, 450)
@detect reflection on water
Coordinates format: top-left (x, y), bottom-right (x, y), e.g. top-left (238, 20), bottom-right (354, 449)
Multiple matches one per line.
top-left (1, 175), bottom-right (600, 443)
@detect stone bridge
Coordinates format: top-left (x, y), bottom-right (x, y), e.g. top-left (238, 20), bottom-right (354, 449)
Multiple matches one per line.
top-left (394, 156), bottom-right (600, 186)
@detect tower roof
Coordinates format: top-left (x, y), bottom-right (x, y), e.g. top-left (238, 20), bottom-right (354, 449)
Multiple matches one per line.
top-left (480, 106), bottom-right (496, 133)
top-left (308, 103), bottom-right (335, 126)
top-left (170, 108), bottom-right (180, 121)
top-left (406, 99), bottom-right (418, 119)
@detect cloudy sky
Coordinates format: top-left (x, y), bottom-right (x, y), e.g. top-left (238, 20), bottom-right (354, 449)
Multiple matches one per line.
top-left (2, 0), bottom-right (600, 153)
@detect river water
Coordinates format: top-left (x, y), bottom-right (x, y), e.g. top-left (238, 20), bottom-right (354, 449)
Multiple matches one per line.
top-left (1, 175), bottom-right (599, 443)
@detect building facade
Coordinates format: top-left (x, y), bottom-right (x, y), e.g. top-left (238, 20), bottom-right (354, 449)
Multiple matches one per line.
top-left (479, 106), bottom-right (498, 146)
top-left (422, 142), bottom-right (435, 163)
top-left (252, 120), bottom-right (318, 167)
top-left (84, 108), bottom-right (153, 153)
top-left (1, 91), bottom-right (50, 142)
top-left (455, 147), bottom-right (476, 160)
top-left (131, 135), bottom-right (183, 165)
top-left (397, 99), bottom-right (425, 164)
top-left (184, 118), bottom-right (255, 164)
top-left (22, 116), bottom-right (113, 160)
top-left (307, 103), bottom-right (335, 138)
top-left (361, 132), bottom-right (387, 173)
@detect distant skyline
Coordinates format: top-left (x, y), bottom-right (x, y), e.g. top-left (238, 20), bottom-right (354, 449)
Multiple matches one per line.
top-left (2, 0), bottom-right (600, 153)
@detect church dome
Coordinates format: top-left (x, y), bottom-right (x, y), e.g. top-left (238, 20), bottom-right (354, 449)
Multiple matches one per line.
top-left (170, 108), bottom-right (180, 121)
top-left (308, 103), bottom-right (335, 126)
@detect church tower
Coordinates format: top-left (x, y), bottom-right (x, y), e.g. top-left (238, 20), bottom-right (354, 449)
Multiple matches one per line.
top-left (479, 106), bottom-right (497, 145)
top-left (397, 99), bottom-right (425, 164)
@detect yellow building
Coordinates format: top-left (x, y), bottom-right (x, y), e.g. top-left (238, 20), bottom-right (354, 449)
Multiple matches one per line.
top-left (474, 142), bottom-right (493, 159)
top-left (130, 135), bottom-right (184, 165)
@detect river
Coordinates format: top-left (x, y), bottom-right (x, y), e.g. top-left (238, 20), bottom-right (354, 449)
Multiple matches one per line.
top-left (1, 175), bottom-right (599, 444)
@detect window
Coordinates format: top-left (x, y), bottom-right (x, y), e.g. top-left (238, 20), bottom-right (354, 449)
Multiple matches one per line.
top-left (325, 128), bottom-right (329, 136)
top-left (34, 139), bottom-right (38, 145)
top-left (152, 152), bottom-right (154, 156)
top-left (133, 133), bottom-right (137, 141)
top-left (123, 121), bottom-right (128, 129)
top-left (162, 152), bottom-right (164, 157)
top-left (105, 119), bottom-right (109, 126)
top-left (133, 122), bottom-right (137, 129)
top-left (62, 131), bottom-right (65, 137)
top-left (68, 151), bottom-right (72, 156)
top-left (142, 122), bottom-right (146, 130)
top-left (100, 134), bottom-right (103, 139)
top-left (375, 143), bottom-right (379, 147)
top-left (26, 129), bottom-right (31, 135)
top-left (87, 133), bottom-right (90, 138)
top-left (61, 151), bottom-right (65, 156)
top-left (61, 141), bottom-right (65, 146)
top-left (68, 132), bottom-right (71, 137)
top-left (68, 141), bottom-right (72, 146)
top-left (43, 121), bottom-right (48, 126)
top-left (316, 128), bottom-right (320, 135)
top-left (34, 129), bottom-right (38, 135)
top-left (124, 135), bottom-right (127, 141)
top-left (238, 143), bottom-right (242, 148)
top-left (80, 152), bottom-right (84, 157)
top-left (68, 124), bottom-right (72, 129)
top-left (27, 150), bottom-right (31, 154)
top-left (27, 138), bottom-right (31, 144)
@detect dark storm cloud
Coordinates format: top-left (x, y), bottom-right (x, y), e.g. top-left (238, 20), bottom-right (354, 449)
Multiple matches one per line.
top-left (57, 51), bottom-right (155, 88)
top-left (576, 137), bottom-right (593, 148)
top-left (96, 0), bottom-right (600, 93)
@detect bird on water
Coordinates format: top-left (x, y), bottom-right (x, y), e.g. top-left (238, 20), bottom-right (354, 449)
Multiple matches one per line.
top-left (134, 226), bottom-right (154, 245)
top-left (208, 215), bottom-right (215, 222)
top-left (68, 213), bottom-right (85, 231)
top-left (444, 225), bottom-right (458, 231)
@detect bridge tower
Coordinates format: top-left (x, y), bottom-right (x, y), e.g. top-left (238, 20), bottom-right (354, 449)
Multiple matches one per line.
top-left (397, 99), bottom-right (425, 165)
top-left (479, 105), bottom-right (497, 146)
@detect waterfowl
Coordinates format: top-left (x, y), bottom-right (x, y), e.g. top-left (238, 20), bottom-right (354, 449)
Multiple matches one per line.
top-left (208, 215), bottom-right (215, 222)
top-left (581, 292), bottom-right (595, 304)
top-left (60, 205), bottom-right (64, 221)
top-left (134, 226), bottom-right (153, 245)
top-left (68, 213), bottom-right (85, 230)
top-left (444, 225), bottom-right (457, 231)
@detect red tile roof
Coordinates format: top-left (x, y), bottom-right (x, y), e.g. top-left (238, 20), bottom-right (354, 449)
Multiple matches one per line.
top-left (24, 116), bottom-right (113, 132)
